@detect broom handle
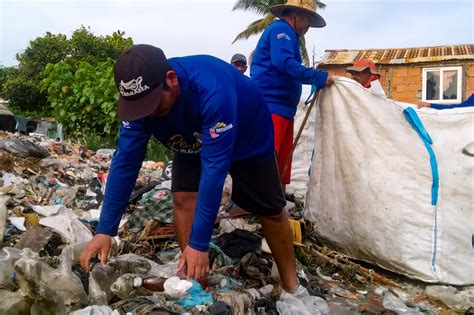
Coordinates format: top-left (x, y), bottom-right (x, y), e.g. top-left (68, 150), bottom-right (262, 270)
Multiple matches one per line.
top-left (281, 89), bottom-right (321, 176)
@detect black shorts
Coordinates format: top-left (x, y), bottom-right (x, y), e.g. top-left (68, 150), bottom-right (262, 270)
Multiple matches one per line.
top-left (171, 153), bottom-right (285, 217)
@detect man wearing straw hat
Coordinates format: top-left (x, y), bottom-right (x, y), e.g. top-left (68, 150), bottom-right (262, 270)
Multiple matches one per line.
top-left (251, 0), bottom-right (334, 194)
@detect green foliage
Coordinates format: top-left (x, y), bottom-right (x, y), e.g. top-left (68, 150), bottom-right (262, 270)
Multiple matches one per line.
top-left (232, 0), bottom-right (326, 66)
top-left (85, 134), bottom-right (172, 162)
top-left (3, 32), bottom-right (69, 115)
top-left (67, 26), bottom-right (133, 70)
top-left (84, 134), bottom-right (118, 152)
top-left (0, 66), bottom-right (18, 99)
top-left (3, 27), bottom-right (132, 116)
top-left (40, 59), bottom-right (119, 140)
top-left (146, 138), bottom-right (172, 162)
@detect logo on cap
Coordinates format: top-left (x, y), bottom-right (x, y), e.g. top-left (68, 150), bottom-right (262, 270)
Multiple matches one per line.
top-left (119, 76), bottom-right (150, 97)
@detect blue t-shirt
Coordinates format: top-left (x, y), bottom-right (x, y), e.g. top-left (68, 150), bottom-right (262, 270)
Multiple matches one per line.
top-left (96, 55), bottom-right (275, 252)
top-left (431, 94), bottom-right (474, 110)
top-left (251, 20), bottom-right (328, 120)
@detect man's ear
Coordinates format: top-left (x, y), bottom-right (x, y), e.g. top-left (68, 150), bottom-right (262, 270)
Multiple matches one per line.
top-left (164, 70), bottom-right (178, 88)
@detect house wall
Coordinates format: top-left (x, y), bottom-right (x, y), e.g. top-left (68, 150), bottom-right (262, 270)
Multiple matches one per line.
top-left (319, 61), bottom-right (474, 104)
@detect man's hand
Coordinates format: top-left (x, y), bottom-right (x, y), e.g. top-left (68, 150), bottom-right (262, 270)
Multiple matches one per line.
top-left (177, 245), bottom-right (209, 280)
top-left (325, 76), bottom-right (335, 88)
top-left (417, 102), bottom-right (431, 108)
top-left (80, 233), bottom-right (111, 272)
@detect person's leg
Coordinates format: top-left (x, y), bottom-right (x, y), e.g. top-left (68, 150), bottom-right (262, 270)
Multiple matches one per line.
top-left (170, 153), bottom-right (201, 251)
top-left (173, 192), bottom-right (197, 250)
top-left (230, 155), bottom-right (298, 292)
top-left (271, 114), bottom-right (291, 194)
top-left (279, 118), bottom-right (294, 194)
top-left (259, 211), bottom-right (298, 292)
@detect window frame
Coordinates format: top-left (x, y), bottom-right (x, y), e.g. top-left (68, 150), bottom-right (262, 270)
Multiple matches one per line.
top-left (422, 66), bottom-right (463, 104)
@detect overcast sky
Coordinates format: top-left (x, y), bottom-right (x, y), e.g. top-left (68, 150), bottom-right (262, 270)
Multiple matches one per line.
top-left (1, 0), bottom-right (473, 68)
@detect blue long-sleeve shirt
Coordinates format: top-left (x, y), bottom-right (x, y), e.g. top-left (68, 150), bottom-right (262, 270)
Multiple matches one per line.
top-left (96, 55), bottom-right (275, 252)
top-left (431, 94), bottom-right (474, 110)
top-left (251, 20), bottom-right (328, 120)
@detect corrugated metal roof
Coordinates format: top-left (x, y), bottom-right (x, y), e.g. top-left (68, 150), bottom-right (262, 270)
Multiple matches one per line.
top-left (319, 44), bottom-right (474, 65)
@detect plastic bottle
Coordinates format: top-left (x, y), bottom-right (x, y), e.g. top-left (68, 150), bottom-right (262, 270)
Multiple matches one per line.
top-left (134, 276), bottom-right (167, 291)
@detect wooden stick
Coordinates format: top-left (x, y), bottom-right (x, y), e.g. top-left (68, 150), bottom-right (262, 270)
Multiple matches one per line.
top-left (281, 89), bottom-right (321, 176)
top-left (309, 244), bottom-right (401, 288)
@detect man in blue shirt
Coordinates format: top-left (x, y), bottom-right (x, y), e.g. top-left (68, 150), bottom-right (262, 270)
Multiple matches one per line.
top-left (251, 0), bottom-right (334, 193)
top-left (80, 44), bottom-right (300, 293)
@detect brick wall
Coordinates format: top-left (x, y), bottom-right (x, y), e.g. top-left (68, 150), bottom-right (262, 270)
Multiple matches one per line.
top-left (390, 66), bottom-right (422, 103)
top-left (319, 61), bottom-right (474, 103)
top-left (467, 64), bottom-right (474, 97)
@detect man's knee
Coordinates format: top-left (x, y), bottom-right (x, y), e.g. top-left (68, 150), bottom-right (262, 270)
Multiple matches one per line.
top-left (261, 209), bottom-right (287, 221)
top-left (173, 192), bottom-right (197, 211)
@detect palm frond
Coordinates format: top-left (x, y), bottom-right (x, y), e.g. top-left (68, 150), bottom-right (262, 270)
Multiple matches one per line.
top-left (314, 0), bottom-right (327, 10)
top-left (232, 14), bottom-right (275, 44)
top-left (299, 37), bottom-right (310, 66)
top-left (232, 0), bottom-right (270, 16)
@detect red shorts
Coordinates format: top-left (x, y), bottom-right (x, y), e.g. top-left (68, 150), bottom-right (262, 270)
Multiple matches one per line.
top-left (272, 114), bottom-right (293, 184)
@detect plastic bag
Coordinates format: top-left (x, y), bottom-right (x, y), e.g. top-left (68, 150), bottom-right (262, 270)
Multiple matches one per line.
top-left (276, 285), bottom-right (329, 315)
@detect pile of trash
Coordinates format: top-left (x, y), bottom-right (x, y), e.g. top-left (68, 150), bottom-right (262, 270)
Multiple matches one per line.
top-left (0, 131), bottom-right (472, 315)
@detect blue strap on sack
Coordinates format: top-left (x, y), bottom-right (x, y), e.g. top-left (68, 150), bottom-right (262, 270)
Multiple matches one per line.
top-left (305, 85), bottom-right (317, 105)
top-left (403, 107), bottom-right (439, 205)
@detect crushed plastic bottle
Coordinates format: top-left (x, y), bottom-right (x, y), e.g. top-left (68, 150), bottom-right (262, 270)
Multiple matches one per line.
top-left (382, 292), bottom-right (421, 314)
top-left (69, 305), bottom-right (114, 315)
top-left (14, 247), bottom-right (88, 307)
top-left (0, 247), bottom-right (21, 290)
top-left (276, 285), bottom-right (330, 315)
top-left (110, 273), bottom-right (144, 300)
top-left (0, 289), bottom-right (32, 314)
top-left (426, 285), bottom-right (474, 312)
top-left (0, 195), bottom-right (9, 244)
top-left (89, 264), bottom-right (121, 305)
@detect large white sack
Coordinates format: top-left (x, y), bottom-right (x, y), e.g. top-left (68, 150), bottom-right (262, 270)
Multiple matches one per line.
top-left (287, 102), bottom-right (316, 199)
top-left (305, 77), bottom-right (474, 285)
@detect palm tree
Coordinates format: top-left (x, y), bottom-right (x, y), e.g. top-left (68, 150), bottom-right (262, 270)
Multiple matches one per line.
top-left (232, 0), bottom-right (326, 66)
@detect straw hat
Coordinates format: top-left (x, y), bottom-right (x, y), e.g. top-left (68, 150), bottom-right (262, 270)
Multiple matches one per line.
top-left (270, 0), bottom-right (326, 28)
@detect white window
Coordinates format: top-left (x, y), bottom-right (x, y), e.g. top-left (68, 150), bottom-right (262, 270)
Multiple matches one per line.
top-left (422, 66), bottom-right (462, 104)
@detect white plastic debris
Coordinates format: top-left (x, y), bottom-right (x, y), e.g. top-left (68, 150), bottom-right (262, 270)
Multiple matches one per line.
top-left (382, 292), bottom-right (421, 314)
top-left (426, 285), bottom-right (474, 312)
top-left (219, 217), bottom-right (259, 234)
top-left (0, 196), bottom-right (9, 241)
top-left (30, 205), bottom-right (63, 217)
top-left (163, 276), bottom-right (193, 298)
top-left (9, 217), bottom-right (26, 231)
top-left (39, 206), bottom-right (92, 243)
top-left (2, 173), bottom-right (27, 187)
top-left (70, 305), bottom-right (114, 315)
top-left (277, 285), bottom-right (330, 315)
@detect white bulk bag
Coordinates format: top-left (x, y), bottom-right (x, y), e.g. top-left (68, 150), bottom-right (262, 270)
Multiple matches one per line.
top-left (305, 77), bottom-right (474, 285)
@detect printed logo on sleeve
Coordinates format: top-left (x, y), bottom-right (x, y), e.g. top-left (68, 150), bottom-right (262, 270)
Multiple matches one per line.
top-left (209, 122), bottom-right (233, 139)
top-left (276, 33), bottom-right (291, 41)
top-left (121, 121), bottom-right (131, 129)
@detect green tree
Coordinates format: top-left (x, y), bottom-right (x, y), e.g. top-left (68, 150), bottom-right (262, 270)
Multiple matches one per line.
top-left (3, 32), bottom-right (69, 115)
top-left (0, 65), bottom-right (17, 99)
top-left (67, 26), bottom-right (133, 69)
top-left (3, 27), bottom-right (132, 116)
top-left (40, 59), bottom-right (119, 140)
top-left (232, 0), bottom-right (326, 66)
